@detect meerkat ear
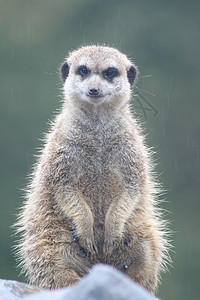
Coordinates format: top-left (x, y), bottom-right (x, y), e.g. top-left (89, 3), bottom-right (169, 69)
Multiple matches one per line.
top-left (60, 61), bottom-right (69, 82)
top-left (127, 65), bottom-right (138, 86)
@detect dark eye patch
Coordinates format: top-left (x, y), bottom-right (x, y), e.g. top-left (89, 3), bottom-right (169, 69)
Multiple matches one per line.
top-left (103, 67), bottom-right (119, 80)
top-left (77, 65), bottom-right (90, 77)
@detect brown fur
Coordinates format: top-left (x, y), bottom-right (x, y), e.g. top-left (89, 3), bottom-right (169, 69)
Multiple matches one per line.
top-left (15, 46), bottom-right (169, 293)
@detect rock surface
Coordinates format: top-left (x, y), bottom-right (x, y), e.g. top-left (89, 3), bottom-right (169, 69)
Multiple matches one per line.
top-left (0, 278), bottom-right (42, 300)
top-left (0, 264), bottom-right (157, 300)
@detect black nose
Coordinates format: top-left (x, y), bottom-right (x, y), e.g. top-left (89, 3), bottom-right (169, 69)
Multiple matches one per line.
top-left (88, 88), bottom-right (100, 96)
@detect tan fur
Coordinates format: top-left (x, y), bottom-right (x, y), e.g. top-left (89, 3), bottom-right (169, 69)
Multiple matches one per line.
top-left (15, 46), bottom-right (169, 293)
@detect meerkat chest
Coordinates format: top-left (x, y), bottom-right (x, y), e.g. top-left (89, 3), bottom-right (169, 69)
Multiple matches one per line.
top-left (64, 128), bottom-right (142, 195)
top-left (50, 121), bottom-right (143, 209)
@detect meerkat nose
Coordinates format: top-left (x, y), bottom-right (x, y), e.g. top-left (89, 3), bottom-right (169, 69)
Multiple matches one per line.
top-left (88, 88), bottom-right (100, 96)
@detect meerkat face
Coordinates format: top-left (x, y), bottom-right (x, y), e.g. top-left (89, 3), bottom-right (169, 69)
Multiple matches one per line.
top-left (61, 46), bottom-right (138, 108)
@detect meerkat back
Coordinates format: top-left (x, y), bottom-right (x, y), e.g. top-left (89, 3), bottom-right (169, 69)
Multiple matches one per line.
top-left (15, 45), bottom-right (169, 293)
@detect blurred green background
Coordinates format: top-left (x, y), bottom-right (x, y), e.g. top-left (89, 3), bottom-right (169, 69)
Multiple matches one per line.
top-left (0, 0), bottom-right (199, 299)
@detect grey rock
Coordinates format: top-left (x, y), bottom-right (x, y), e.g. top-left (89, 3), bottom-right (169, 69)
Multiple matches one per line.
top-left (24, 264), bottom-right (156, 300)
top-left (0, 278), bottom-right (42, 300)
top-left (0, 265), bottom-right (157, 300)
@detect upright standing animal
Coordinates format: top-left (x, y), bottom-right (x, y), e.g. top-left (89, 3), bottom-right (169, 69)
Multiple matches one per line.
top-left (16, 45), bottom-right (169, 293)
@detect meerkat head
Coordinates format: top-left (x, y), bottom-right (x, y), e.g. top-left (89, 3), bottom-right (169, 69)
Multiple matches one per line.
top-left (60, 46), bottom-right (138, 109)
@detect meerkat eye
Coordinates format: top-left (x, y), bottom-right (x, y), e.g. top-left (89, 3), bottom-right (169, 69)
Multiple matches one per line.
top-left (103, 67), bottom-right (118, 79)
top-left (77, 65), bottom-right (90, 77)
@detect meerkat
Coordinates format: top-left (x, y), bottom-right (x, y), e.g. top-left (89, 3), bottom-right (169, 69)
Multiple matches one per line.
top-left (15, 45), bottom-right (169, 293)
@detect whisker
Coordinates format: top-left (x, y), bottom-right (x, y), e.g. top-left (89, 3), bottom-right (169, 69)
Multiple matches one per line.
top-left (136, 87), bottom-right (156, 97)
top-left (138, 74), bottom-right (152, 79)
top-left (135, 91), bottom-right (158, 117)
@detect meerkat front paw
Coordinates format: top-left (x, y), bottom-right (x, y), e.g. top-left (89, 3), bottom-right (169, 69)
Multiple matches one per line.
top-left (80, 235), bottom-right (98, 261)
top-left (103, 219), bottom-right (123, 256)
top-left (73, 233), bottom-right (98, 261)
top-left (103, 235), bottom-right (121, 257)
